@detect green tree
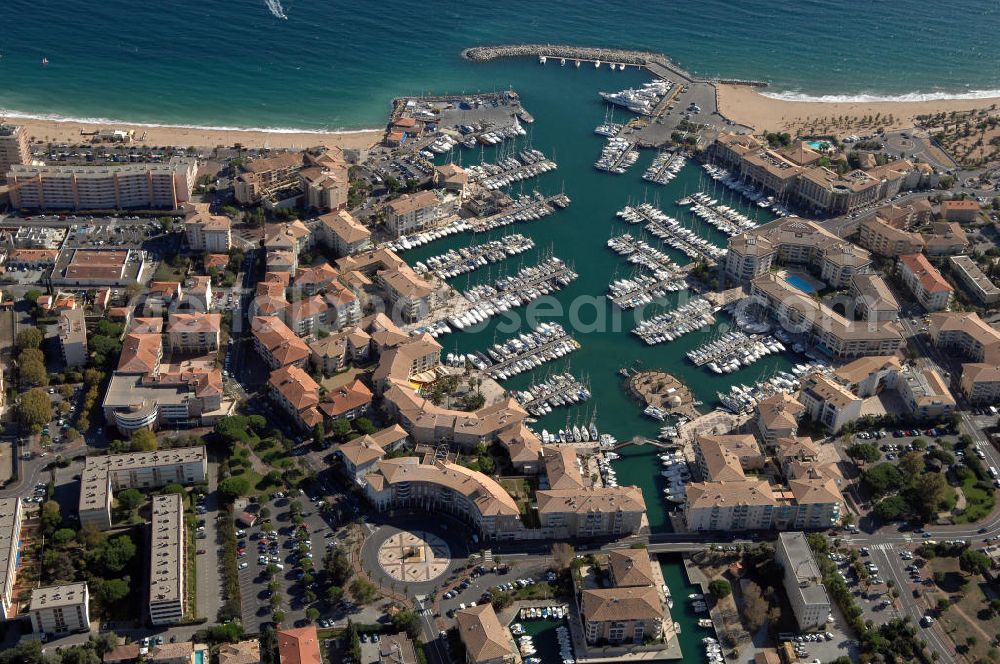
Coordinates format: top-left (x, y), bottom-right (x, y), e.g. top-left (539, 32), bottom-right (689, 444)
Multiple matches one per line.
top-left (130, 428), bottom-right (157, 452)
top-left (40, 501), bottom-right (62, 534)
top-left (349, 578), bottom-right (377, 604)
top-left (214, 415), bottom-right (252, 445)
top-left (15, 327), bottom-right (43, 350)
top-left (313, 423), bottom-right (325, 447)
top-left (355, 418), bottom-right (377, 435)
top-left (161, 483), bottom-right (185, 495)
top-left (709, 579), bottom-right (732, 598)
top-left (329, 419), bottom-right (352, 441)
top-left (97, 578), bottom-right (130, 605)
top-left (52, 527), bottom-right (76, 547)
top-left (100, 536), bottom-right (137, 574)
top-left (18, 358), bottom-right (49, 389)
top-left (391, 610), bottom-right (422, 639)
top-left (116, 488), bottom-right (145, 512)
top-left (846, 443), bottom-right (881, 463)
top-left (16, 388), bottom-right (52, 428)
top-left (899, 451), bottom-right (925, 478)
top-left (305, 607), bottom-right (320, 623)
top-left (862, 463), bottom-right (905, 496)
top-left (874, 495), bottom-right (909, 521)
top-left (219, 476), bottom-right (252, 501)
top-left (325, 585), bottom-right (344, 603)
top-left (959, 549), bottom-right (991, 576)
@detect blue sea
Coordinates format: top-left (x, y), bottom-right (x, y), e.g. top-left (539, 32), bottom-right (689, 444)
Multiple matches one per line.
top-left (2, 0), bottom-right (1000, 131)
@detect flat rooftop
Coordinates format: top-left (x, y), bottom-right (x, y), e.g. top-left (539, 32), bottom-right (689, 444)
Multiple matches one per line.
top-left (149, 494), bottom-right (184, 606)
top-left (777, 532), bottom-right (830, 607)
top-left (28, 582), bottom-right (88, 611)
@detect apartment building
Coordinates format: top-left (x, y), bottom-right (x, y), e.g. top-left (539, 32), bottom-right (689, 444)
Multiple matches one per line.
top-left (252, 316), bottom-right (310, 369)
top-left (166, 313), bottom-right (221, 354)
top-left (896, 366), bottom-right (955, 420)
top-left (756, 392), bottom-right (805, 446)
top-left (268, 364), bottom-right (322, 431)
top-left (0, 497), bottom-right (25, 621)
top-left (277, 625), bottom-right (322, 664)
top-left (300, 165), bottom-right (348, 212)
top-left (434, 163), bottom-right (469, 197)
top-left (183, 206), bottom-right (232, 253)
top-left (8, 159), bottom-right (197, 211)
top-left (318, 378), bottom-right (372, 423)
top-left (695, 434), bottom-right (764, 481)
top-left (58, 308), bottom-right (88, 367)
top-left (294, 262), bottom-right (339, 295)
top-left (875, 199), bottom-right (932, 229)
top-left (78, 447), bottom-right (208, 530)
top-left (949, 255), bottom-right (1000, 304)
top-left (898, 253), bottom-right (953, 312)
top-left (775, 532), bottom-right (831, 630)
top-left (384, 190), bottom-right (452, 238)
top-left (685, 476), bottom-right (842, 532)
top-left (372, 333), bottom-right (442, 392)
top-left (233, 152), bottom-right (303, 205)
top-left (928, 311), bottom-right (1000, 364)
top-left (858, 216), bottom-right (924, 257)
top-left (149, 494), bottom-right (186, 625)
top-left (218, 641), bottom-right (262, 664)
top-left (318, 209), bottom-right (372, 257)
top-left (378, 267), bottom-right (435, 323)
top-left (849, 273), bottom-right (900, 322)
top-left (28, 582), bottom-right (90, 635)
top-left (581, 584), bottom-right (664, 646)
top-left (0, 124), bottom-right (31, 175)
top-left (960, 363), bottom-right (1000, 405)
top-left (928, 311), bottom-right (1000, 404)
top-left (750, 275), bottom-right (903, 359)
top-left (725, 217), bottom-right (870, 288)
top-left (535, 488), bottom-right (647, 539)
top-left (922, 222), bottom-right (969, 257)
top-left (797, 372), bottom-right (863, 433)
top-left (941, 199), bottom-right (980, 222)
top-left (795, 167), bottom-right (884, 215)
top-left (103, 366), bottom-right (224, 434)
top-left (364, 458), bottom-right (526, 541)
top-left (456, 604), bottom-right (521, 664)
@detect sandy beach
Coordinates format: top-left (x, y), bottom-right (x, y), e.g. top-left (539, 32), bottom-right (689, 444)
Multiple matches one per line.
top-left (716, 84), bottom-right (1000, 135)
top-left (9, 116), bottom-right (382, 151)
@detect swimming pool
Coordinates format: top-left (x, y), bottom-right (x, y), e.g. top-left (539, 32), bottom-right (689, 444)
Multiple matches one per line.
top-left (807, 140), bottom-right (829, 150)
top-left (194, 650), bottom-right (204, 664)
top-left (785, 274), bottom-right (819, 294)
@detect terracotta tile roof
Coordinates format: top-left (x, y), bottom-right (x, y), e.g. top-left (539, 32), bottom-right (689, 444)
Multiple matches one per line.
top-left (217, 640), bottom-right (261, 664)
top-left (900, 253), bottom-right (953, 294)
top-left (118, 333), bottom-right (162, 373)
top-left (319, 378), bottom-right (372, 418)
top-left (277, 625), bottom-right (322, 664)
top-left (581, 585), bottom-right (663, 622)
top-left (455, 603), bottom-right (518, 663)
top-left (685, 480), bottom-right (777, 509)
top-left (338, 436), bottom-right (385, 467)
top-left (253, 316), bottom-right (311, 366)
top-left (295, 262), bottom-right (338, 287)
top-left (608, 548), bottom-right (657, 588)
top-left (168, 312), bottom-right (222, 334)
top-left (269, 365), bottom-right (320, 410)
top-left (320, 209), bottom-right (371, 244)
top-left (535, 486), bottom-right (646, 514)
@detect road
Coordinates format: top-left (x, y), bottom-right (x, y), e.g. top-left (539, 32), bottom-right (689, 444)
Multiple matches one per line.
top-left (195, 460), bottom-right (222, 622)
top-left (868, 544), bottom-right (955, 663)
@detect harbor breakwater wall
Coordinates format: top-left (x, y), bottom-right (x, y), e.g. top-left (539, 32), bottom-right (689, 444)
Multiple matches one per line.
top-left (462, 44), bottom-right (769, 88)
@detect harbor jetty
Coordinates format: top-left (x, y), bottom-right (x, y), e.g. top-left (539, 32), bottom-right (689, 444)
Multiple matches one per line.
top-left (466, 148), bottom-right (557, 190)
top-left (467, 191), bottom-right (570, 232)
top-left (618, 203), bottom-right (726, 263)
top-left (512, 372), bottom-right (591, 416)
top-left (632, 296), bottom-right (716, 345)
top-left (413, 233), bottom-right (534, 280)
top-left (594, 137), bottom-right (639, 174)
top-left (642, 151), bottom-right (686, 185)
top-left (606, 234), bottom-right (681, 273)
top-left (608, 272), bottom-right (686, 309)
top-left (481, 322), bottom-right (581, 380)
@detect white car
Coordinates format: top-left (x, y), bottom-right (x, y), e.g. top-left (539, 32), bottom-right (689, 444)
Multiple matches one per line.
top-left (239, 562), bottom-right (248, 569)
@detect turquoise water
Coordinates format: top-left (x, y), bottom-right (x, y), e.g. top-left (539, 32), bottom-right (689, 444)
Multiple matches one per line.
top-left (785, 274), bottom-right (819, 294)
top-left (389, 62), bottom-right (790, 532)
top-left (807, 140), bottom-right (830, 150)
top-left (194, 650), bottom-right (204, 664)
top-left (2, 0), bottom-right (1000, 130)
top-left (659, 555), bottom-right (714, 664)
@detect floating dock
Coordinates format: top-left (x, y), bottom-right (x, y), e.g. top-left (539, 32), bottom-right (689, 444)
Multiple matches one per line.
top-left (481, 322), bottom-right (581, 380)
top-left (467, 192), bottom-right (571, 233)
top-left (618, 203), bottom-right (726, 263)
top-left (413, 234), bottom-right (534, 280)
top-left (632, 297), bottom-right (716, 345)
top-left (513, 372), bottom-right (591, 416)
top-left (642, 151), bottom-right (686, 185)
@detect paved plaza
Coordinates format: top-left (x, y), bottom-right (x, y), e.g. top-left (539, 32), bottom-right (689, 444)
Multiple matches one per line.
top-left (377, 530), bottom-right (451, 583)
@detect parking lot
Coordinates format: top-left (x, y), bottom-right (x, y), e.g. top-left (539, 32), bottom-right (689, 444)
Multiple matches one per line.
top-left (435, 558), bottom-right (554, 620)
top-left (237, 491), bottom-right (345, 632)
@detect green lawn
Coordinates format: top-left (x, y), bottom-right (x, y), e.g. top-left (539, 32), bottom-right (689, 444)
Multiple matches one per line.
top-left (952, 475), bottom-right (996, 523)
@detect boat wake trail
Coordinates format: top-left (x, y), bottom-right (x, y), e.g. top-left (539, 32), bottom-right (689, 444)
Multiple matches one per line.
top-left (264, 0), bottom-right (288, 20)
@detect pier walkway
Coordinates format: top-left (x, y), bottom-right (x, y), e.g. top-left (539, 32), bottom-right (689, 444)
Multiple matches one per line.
top-left (467, 192), bottom-right (570, 233)
top-left (485, 334), bottom-right (580, 377)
